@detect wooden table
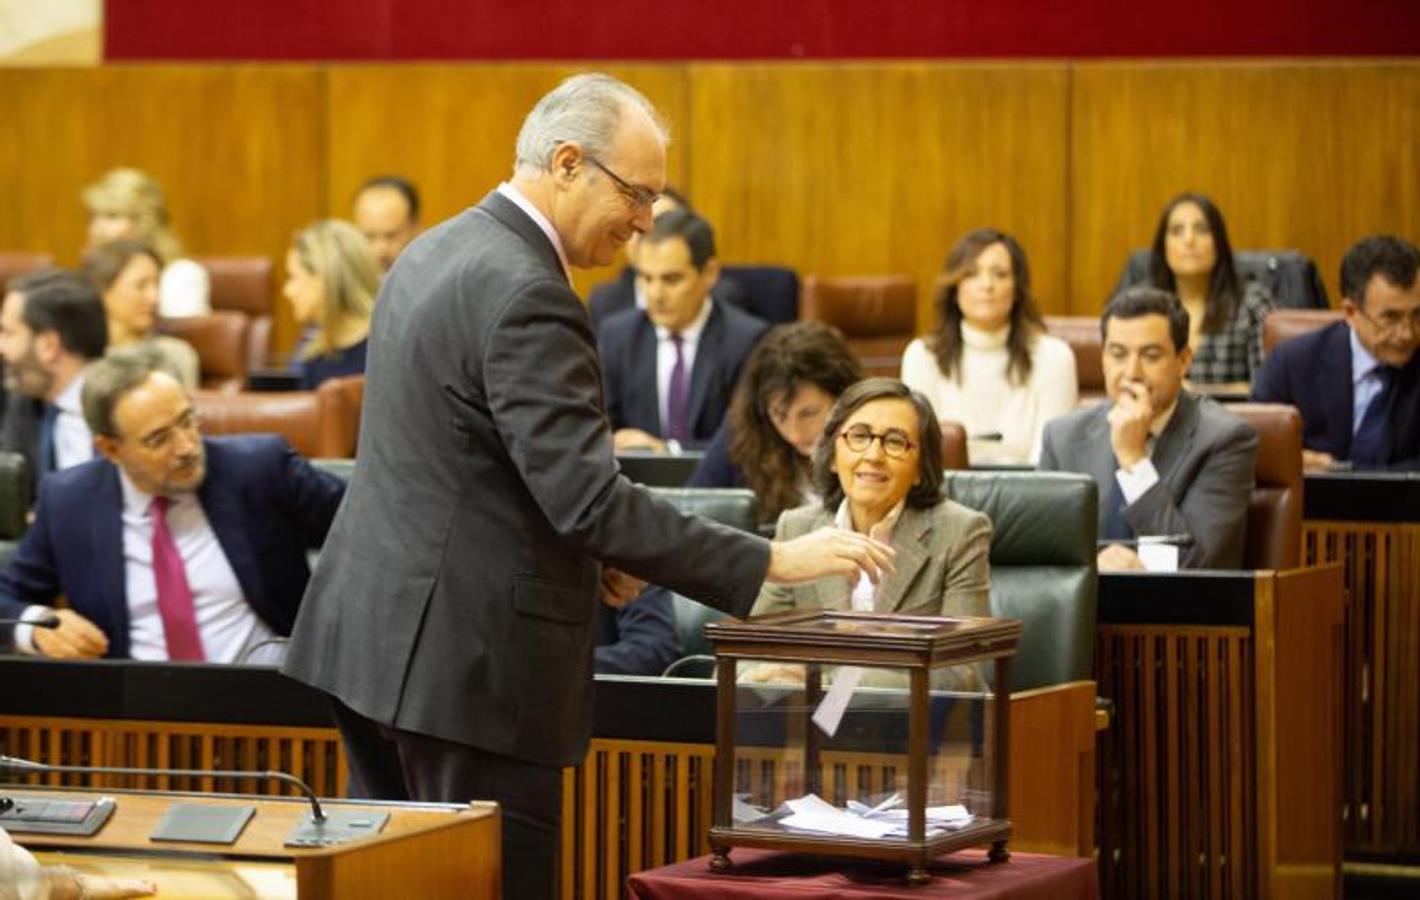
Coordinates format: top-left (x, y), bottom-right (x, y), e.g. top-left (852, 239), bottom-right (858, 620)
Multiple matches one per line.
top-left (5, 787), bottom-right (499, 899)
top-left (626, 847), bottom-right (1098, 899)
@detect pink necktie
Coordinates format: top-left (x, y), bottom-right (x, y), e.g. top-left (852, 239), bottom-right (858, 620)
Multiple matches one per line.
top-left (149, 496), bottom-right (205, 661)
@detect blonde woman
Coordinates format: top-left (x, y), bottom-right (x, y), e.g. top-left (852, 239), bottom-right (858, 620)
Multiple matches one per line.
top-left (81, 239), bottom-right (202, 388)
top-left (284, 220), bottom-right (380, 390)
top-left (82, 167), bottom-right (210, 318)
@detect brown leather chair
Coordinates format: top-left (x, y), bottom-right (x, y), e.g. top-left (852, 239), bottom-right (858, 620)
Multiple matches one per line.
top-left (1262, 308), bottom-right (1343, 357)
top-left (801, 275), bottom-right (917, 377)
top-left (315, 374), bottom-right (364, 458)
top-left (158, 311), bottom-right (252, 393)
top-left (1228, 403), bottom-right (1304, 570)
top-left (940, 420), bottom-right (969, 470)
top-left (1044, 316), bottom-right (1105, 402)
top-left (193, 385), bottom-right (359, 459)
top-left (194, 256), bottom-right (274, 372)
top-left (0, 252), bottom-right (54, 292)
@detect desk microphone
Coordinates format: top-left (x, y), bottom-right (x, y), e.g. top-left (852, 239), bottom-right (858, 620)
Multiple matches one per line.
top-left (0, 754), bottom-right (326, 823)
top-left (0, 616), bottom-right (60, 629)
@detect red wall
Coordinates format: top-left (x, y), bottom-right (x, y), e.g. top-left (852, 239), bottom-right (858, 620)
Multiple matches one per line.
top-left (106, 0), bottom-right (1420, 61)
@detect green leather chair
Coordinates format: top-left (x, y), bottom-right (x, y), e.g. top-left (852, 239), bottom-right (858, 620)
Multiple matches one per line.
top-left (944, 470), bottom-right (1098, 691)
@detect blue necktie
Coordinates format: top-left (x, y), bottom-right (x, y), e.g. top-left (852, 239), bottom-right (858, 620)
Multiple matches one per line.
top-left (35, 403), bottom-right (59, 476)
top-left (1102, 473), bottom-right (1134, 541)
top-left (666, 334), bottom-right (689, 441)
top-left (1351, 367), bottom-right (1395, 468)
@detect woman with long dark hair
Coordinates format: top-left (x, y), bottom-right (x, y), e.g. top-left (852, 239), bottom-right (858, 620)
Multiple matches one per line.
top-left (901, 227), bottom-right (1076, 464)
top-left (1144, 192), bottom-right (1273, 386)
top-left (688, 322), bottom-right (862, 525)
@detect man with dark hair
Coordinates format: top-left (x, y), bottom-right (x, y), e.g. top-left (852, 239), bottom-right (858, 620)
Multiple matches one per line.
top-left (1252, 235), bottom-right (1420, 470)
top-left (0, 354), bottom-right (345, 661)
top-left (598, 208), bottom-right (767, 452)
top-left (1040, 286), bottom-right (1258, 570)
top-left (352, 175), bottom-right (421, 271)
top-left (0, 268), bottom-right (108, 482)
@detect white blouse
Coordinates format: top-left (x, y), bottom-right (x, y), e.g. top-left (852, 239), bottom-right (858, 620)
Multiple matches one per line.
top-left (900, 322), bottom-right (1078, 465)
top-left (159, 257), bottom-right (212, 317)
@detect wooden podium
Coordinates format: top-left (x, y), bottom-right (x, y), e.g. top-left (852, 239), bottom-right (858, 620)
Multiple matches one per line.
top-left (6, 787), bottom-right (499, 899)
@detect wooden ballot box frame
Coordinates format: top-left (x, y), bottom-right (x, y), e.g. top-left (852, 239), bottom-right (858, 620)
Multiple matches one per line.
top-left (3, 786), bottom-right (500, 899)
top-left (704, 611), bottom-right (1022, 886)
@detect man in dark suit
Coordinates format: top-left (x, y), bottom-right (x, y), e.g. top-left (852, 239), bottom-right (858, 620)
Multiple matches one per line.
top-left (0, 354), bottom-right (345, 661)
top-left (598, 209), bottom-right (768, 452)
top-left (593, 592), bottom-right (680, 676)
top-left (0, 269), bottom-right (108, 487)
top-left (1040, 286), bottom-right (1258, 570)
top-left (1252, 235), bottom-right (1420, 470)
top-left (280, 73), bottom-right (891, 900)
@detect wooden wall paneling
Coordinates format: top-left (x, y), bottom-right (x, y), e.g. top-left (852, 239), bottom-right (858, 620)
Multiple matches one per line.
top-left (323, 63), bottom-right (688, 302)
top-left (684, 63), bottom-right (1072, 330)
top-left (0, 65), bottom-right (326, 356)
top-left (1070, 62), bottom-right (1420, 315)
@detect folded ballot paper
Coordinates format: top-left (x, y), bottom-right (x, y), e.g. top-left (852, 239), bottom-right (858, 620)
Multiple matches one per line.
top-left (733, 791), bottom-right (973, 839)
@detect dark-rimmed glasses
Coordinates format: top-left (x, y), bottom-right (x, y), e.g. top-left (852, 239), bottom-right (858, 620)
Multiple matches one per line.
top-left (586, 156), bottom-right (659, 211)
top-left (839, 425), bottom-right (916, 458)
top-left (1352, 301), bottom-right (1420, 337)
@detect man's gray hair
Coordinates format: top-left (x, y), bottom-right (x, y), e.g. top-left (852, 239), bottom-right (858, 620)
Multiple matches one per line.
top-left (82, 347), bottom-right (184, 439)
top-left (514, 73), bottom-right (669, 173)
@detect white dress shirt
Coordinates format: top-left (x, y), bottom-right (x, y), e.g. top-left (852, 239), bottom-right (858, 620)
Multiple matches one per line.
top-left (496, 182), bottom-right (572, 283)
top-left (833, 498), bottom-right (905, 611)
top-left (655, 298), bottom-right (714, 435)
top-left (1114, 397), bottom-right (1181, 505)
top-left (51, 373), bottom-right (94, 471)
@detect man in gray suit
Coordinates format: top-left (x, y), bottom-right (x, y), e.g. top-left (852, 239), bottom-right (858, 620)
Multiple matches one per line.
top-left (281, 73), bottom-right (891, 899)
top-left (1039, 286), bottom-right (1258, 570)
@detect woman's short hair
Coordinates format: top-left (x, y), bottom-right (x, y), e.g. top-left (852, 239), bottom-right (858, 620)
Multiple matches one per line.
top-left (80, 239), bottom-right (163, 294)
top-left (291, 219), bottom-right (381, 359)
top-left (81, 168), bottom-right (183, 264)
top-left (1146, 192), bottom-right (1242, 335)
top-left (929, 227), bottom-right (1043, 386)
top-left (811, 377), bottom-right (945, 514)
top-left (726, 322), bottom-right (863, 523)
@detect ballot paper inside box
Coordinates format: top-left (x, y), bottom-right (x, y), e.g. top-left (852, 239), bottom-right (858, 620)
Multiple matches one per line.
top-left (704, 610), bottom-right (1022, 885)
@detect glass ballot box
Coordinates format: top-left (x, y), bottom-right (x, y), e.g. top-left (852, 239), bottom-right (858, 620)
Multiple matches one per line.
top-left (704, 610), bottom-right (1022, 885)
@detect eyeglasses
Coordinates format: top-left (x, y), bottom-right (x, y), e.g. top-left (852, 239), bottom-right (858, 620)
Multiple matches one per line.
top-left (839, 425), bottom-right (916, 458)
top-left (137, 408), bottom-right (201, 451)
top-left (1353, 302), bottom-right (1420, 336)
top-left (586, 156), bottom-right (659, 211)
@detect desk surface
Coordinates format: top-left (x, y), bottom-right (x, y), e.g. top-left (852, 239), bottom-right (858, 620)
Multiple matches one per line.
top-left (34, 849), bottom-right (297, 899)
top-left (627, 848), bottom-right (1098, 899)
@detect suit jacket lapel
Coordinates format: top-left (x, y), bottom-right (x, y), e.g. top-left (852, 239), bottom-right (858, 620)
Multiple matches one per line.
top-left (1322, 324), bottom-right (1354, 456)
top-left (628, 317), bottom-right (662, 434)
top-left (479, 190), bottom-right (569, 286)
top-left (92, 465), bottom-right (130, 657)
top-left (685, 303), bottom-right (723, 432)
top-left (874, 507), bottom-right (931, 613)
top-left (1085, 405), bottom-right (1118, 505)
top-left (1152, 391), bottom-right (1201, 486)
top-left (198, 444), bottom-right (266, 616)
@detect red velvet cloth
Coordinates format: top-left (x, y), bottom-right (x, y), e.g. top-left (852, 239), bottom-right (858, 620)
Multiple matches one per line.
top-left (627, 848), bottom-right (1098, 899)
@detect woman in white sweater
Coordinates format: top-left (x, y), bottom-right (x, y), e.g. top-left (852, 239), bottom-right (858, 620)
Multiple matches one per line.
top-left (901, 228), bottom-right (1077, 464)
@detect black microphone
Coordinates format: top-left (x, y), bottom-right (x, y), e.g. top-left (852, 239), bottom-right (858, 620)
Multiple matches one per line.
top-left (0, 754), bottom-right (326, 822)
top-left (0, 616), bottom-right (60, 629)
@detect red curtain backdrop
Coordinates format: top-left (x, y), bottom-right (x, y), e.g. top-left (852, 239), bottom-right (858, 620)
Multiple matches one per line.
top-left (105, 0), bottom-right (1420, 61)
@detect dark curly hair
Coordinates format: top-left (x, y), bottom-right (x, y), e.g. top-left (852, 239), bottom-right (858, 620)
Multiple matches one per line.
top-left (726, 323), bottom-right (862, 523)
top-left (929, 227), bottom-right (1044, 388)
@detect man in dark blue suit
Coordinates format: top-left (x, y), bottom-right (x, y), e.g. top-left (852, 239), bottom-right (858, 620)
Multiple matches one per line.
top-left (1252, 235), bottom-right (1420, 470)
top-left (597, 208), bottom-right (767, 452)
top-left (0, 354), bottom-right (345, 660)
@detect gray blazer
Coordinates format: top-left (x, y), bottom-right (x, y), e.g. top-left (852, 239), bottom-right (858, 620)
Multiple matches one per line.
top-left (282, 191), bottom-right (770, 767)
top-left (1038, 391), bottom-right (1258, 569)
top-left (752, 500), bottom-right (992, 619)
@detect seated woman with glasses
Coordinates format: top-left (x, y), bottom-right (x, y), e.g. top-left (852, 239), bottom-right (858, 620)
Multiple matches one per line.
top-left (689, 322), bottom-right (863, 526)
top-left (901, 228), bottom-right (1076, 465)
top-left (743, 378), bottom-right (992, 688)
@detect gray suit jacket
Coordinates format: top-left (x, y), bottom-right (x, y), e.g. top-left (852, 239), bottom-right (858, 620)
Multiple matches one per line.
top-left (1038, 391), bottom-right (1258, 569)
top-left (282, 191), bottom-right (770, 767)
top-left (751, 500), bottom-right (992, 619)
